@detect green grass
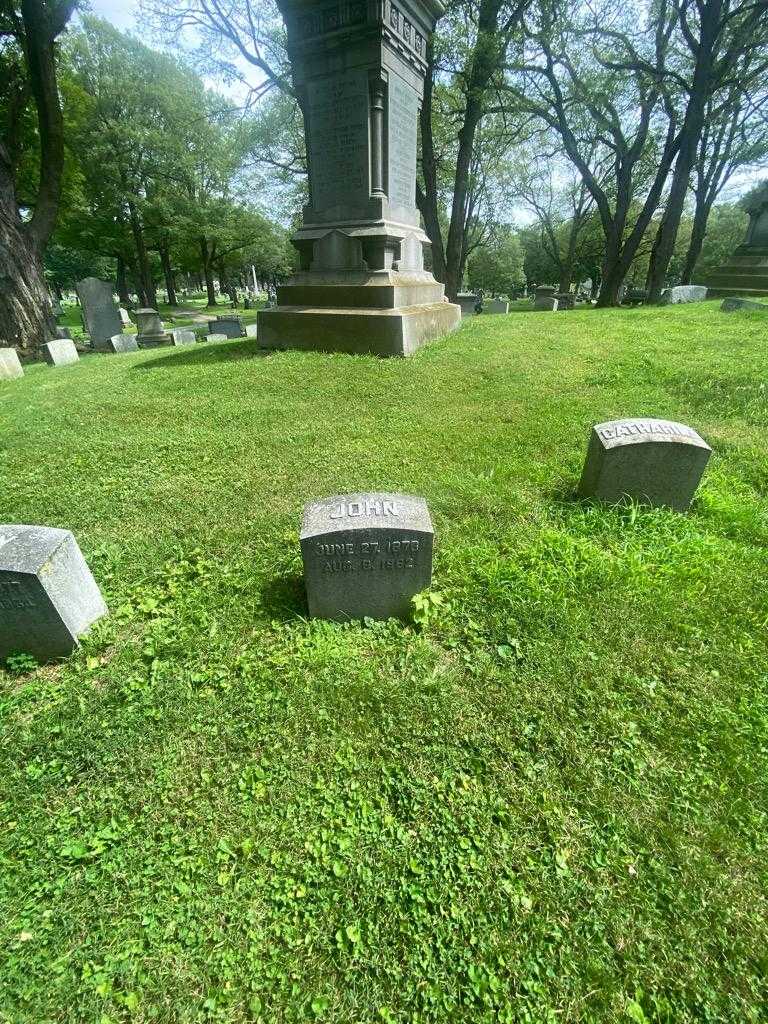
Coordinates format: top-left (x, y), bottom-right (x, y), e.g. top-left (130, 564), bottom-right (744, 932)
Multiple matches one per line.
top-left (1, 301), bottom-right (767, 1023)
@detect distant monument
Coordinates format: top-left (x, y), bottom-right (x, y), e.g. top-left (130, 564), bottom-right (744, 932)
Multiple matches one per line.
top-left (258, 0), bottom-right (460, 357)
top-left (707, 183), bottom-right (768, 298)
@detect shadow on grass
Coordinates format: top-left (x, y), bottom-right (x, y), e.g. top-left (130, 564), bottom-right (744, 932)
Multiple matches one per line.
top-left (260, 573), bottom-right (308, 621)
top-left (132, 338), bottom-right (269, 371)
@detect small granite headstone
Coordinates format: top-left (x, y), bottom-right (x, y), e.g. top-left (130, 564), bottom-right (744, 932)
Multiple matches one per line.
top-left (75, 278), bottom-right (123, 351)
top-left (457, 293), bottom-right (480, 317)
top-left (170, 329), bottom-right (196, 346)
top-left (720, 296), bottom-right (768, 312)
top-left (534, 286), bottom-right (558, 311)
top-left (206, 333), bottom-right (227, 343)
top-left (0, 348), bottom-right (24, 380)
top-left (245, 324), bottom-right (259, 338)
top-left (300, 492), bottom-right (434, 621)
top-left (659, 285), bottom-right (708, 305)
top-left (42, 338), bottom-right (79, 367)
top-left (209, 316), bottom-right (243, 339)
top-left (579, 418), bottom-right (711, 511)
top-left (135, 308), bottom-right (169, 347)
top-left (484, 299), bottom-right (509, 314)
top-left (0, 525), bottom-right (108, 661)
top-left (106, 334), bottom-right (139, 354)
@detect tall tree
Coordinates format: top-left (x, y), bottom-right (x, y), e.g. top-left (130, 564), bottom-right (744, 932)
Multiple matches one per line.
top-left (644, 0), bottom-right (768, 301)
top-left (0, 0), bottom-right (76, 352)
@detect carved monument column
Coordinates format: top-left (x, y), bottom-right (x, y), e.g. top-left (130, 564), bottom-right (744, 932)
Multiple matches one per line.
top-left (257, 0), bottom-right (460, 356)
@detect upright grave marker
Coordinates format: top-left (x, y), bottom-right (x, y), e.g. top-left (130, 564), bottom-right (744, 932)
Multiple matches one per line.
top-left (258, 0), bottom-right (460, 356)
top-left (42, 338), bottom-right (79, 367)
top-left (0, 348), bottom-right (24, 380)
top-left (209, 316), bottom-right (243, 339)
top-left (0, 525), bottom-right (108, 661)
top-left (106, 334), bottom-right (139, 354)
top-left (579, 418), bottom-right (711, 511)
top-left (135, 309), bottom-right (169, 347)
top-left (75, 278), bottom-right (123, 351)
top-left (170, 329), bottom-right (196, 346)
top-left (300, 492), bottom-right (433, 620)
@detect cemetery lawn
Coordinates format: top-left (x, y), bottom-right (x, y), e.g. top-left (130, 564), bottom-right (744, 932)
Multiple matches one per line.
top-left (2, 300), bottom-right (768, 1024)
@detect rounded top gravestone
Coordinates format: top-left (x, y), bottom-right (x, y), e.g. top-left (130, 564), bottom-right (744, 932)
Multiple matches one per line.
top-left (578, 418), bottom-right (712, 511)
top-left (300, 492), bottom-right (434, 621)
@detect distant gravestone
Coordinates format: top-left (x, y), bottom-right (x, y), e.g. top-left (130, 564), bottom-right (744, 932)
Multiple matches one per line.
top-left (579, 418), bottom-right (711, 511)
top-left (720, 296), bottom-right (768, 312)
top-left (534, 286), bottom-right (558, 311)
top-left (170, 329), bottom-right (196, 346)
top-left (75, 278), bottom-right (123, 351)
top-left (209, 316), bottom-right (243, 339)
top-left (457, 293), bottom-right (480, 317)
top-left (484, 299), bottom-right (509, 314)
top-left (0, 348), bottom-right (24, 380)
top-left (245, 324), bottom-right (259, 338)
top-left (118, 308), bottom-right (132, 326)
top-left (555, 292), bottom-right (575, 310)
top-left (106, 334), bottom-right (139, 354)
top-left (660, 285), bottom-right (708, 305)
top-left (55, 326), bottom-right (72, 339)
top-left (206, 333), bottom-right (227, 343)
top-left (0, 525), bottom-right (107, 662)
top-left (42, 338), bottom-right (79, 367)
top-left (135, 308), bottom-right (169, 347)
top-left (300, 492), bottom-right (434, 621)
top-left (50, 295), bottom-right (63, 318)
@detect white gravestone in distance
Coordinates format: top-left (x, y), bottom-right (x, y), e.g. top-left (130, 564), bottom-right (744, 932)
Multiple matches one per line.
top-left (660, 285), bottom-right (708, 305)
top-left (42, 338), bottom-right (79, 367)
top-left (300, 493), bottom-right (434, 621)
top-left (0, 525), bottom-right (108, 661)
top-left (106, 334), bottom-right (139, 354)
top-left (579, 418), bottom-right (711, 511)
top-left (0, 348), bottom-right (24, 380)
top-left (484, 299), bottom-right (509, 314)
top-left (245, 324), bottom-right (259, 338)
top-left (206, 333), bottom-right (227, 343)
top-left (118, 307), bottom-right (132, 326)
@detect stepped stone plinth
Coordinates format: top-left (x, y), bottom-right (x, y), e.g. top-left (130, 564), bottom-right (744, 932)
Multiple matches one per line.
top-left (707, 197), bottom-right (768, 298)
top-left (258, 0), bottom-right (460, 357)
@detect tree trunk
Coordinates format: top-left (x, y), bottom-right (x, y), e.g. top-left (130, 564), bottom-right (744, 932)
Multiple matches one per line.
top-left (680, 197), bottom-right (712, 284)
top-left (128, 200), bottom-right (157, 308)
top-left (0, 207), bottom-right (55, 352)
top-left (200, 239), bottom-right (216, 306)
top-left (160, 246), bottom-right (177, 305)
top-left (116, 253), bottom-right (131, 305)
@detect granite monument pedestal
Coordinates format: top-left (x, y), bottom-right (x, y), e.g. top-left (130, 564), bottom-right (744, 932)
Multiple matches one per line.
top-left (707, 191), bottom-right (768, 298)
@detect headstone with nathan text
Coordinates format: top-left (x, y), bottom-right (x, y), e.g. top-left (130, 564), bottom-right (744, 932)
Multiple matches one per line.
top-left (75, 278), bottom-right (123, 351)
top-left (579, 418), bottom-right (711, 511)
top-left (300, 493), bottom-right (434, 621)
top-left (0, 525), bottom-right (108, 662)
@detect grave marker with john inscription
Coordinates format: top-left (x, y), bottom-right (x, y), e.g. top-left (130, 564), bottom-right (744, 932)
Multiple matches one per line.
top-left (579, 418), bottom-right (712, 511)
top-left (300, 493), bottom-right (434, 621)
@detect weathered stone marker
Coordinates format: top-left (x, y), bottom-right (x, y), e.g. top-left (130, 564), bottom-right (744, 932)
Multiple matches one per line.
top-left (135, 309), bottom-right (169, 347)
top-left (205, 333), bottom-right (227, 343)
top-left (75, 278), bottom-right (123, 351)
top-left (42, 338), bottom-right (79, 367)
top-left (106, 334), bottom-right (139, 354)
top-left (209, 316), bottom-right (243, 339)
top-left (245, 324), bottom-right (259, 338)
top-left (0, 348), bottom-right (24, 380)
top-left (0, 525), bottom-right (108, 661)
top-left (660, 285), bottom-right (707, 305)
top-left (171, 329), bottom-right (196, 346)
top-left (456, 293), bottom-right (480, 317)
top-left (484, 298), bottom-right (509, 314)
top-left (300, 492), bottom-right (433, 620)
top-left (258, 0), bottom-right (460, 356)
top-left (534, 286), bottom-right (558, 311)
top-left (118, 307), bottom-right (132, 326)
top-left (720, 296), bottom-right (768, 312)
top-left (579, 418), bottom-right (711, 511)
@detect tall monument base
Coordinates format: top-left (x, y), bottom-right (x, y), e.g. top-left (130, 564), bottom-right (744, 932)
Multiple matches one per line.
top-left (258, 268), bottom-right (460, 357)
top-left (706, 245), bottom-right (768, 298)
